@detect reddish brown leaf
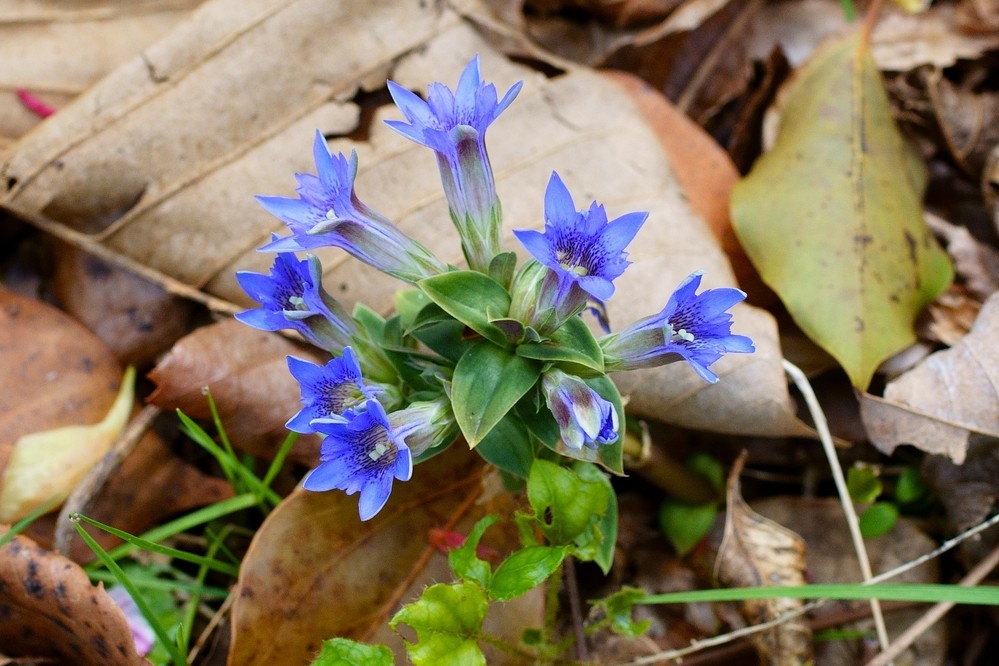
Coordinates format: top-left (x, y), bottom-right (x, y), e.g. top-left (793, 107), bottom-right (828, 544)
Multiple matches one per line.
top-left (148, 319), bottom-right (323, 464)
top-left (0, 528), bottom-right (146, 665)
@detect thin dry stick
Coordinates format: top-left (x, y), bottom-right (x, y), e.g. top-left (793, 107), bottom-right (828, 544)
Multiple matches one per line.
top-left (783, 359), bottom-right (892, 653)
top-left (864, 542), bottom-right (999, 666)
top-left (53, 404), bottom-right (162, 554)
top-left (618, 511), bottom-right (999, 666)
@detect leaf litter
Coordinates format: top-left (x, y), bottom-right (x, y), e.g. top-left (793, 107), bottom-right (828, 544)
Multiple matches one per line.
top-left (1, 0), bottom-right (999, 663)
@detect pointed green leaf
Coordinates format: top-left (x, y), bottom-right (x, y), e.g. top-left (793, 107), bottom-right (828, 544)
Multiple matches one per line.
top-left (449, 516), bottom-right (497, 589)
top-left (488, 546), bottom-right (567, 601)
top-left (390, 582), bottom-right (487, 666)
top-left (526, 459), bottom-right (609, 547)
top-left (418, 271), bottom-right (512, 347)
top-left (452, 341), bottom-right (540, 447)
top-left (657, 500), bottom-right (717, 556)
top-left (474, 413), bottom-right (540, 479)
top-left (573, 461), bottom-right (618, 574)
top-left (516, 315), bottom-right (604, 375)
top-left (731, 29), bottom-right (952, 389)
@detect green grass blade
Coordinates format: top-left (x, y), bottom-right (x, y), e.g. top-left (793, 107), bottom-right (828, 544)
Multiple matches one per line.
top-left (87, 569), bottom-right (229, 599)
top-left (72, 517), bottom-right (187, 666)
top-left (639, 583), bottom-right (999, 606)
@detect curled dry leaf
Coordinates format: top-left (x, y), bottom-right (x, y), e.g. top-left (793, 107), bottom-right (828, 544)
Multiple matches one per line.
top-left (230, 448), bottom-right (526, 665)
top-left (715, 452), bottom-right (811, 666)
top-left (0, 528), bottom-right (146, 665)
top-left (0, 0), bottom-right (804, 438)
top-left (147, 319), bottom-right (323, 463)
top-left (0, 0), bottom-right (202, 145)
top-left (860, 292), bottom-right (999, 464)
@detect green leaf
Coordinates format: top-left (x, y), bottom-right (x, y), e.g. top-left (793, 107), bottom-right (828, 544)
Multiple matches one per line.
top-left (516, 316), bottom-right (604, 376)
top-left (488, 546), bottom-right (567, 601)
top-left (847, 465), bottom-right (883, 504)
top-left (894, 466), bottom-right (927, 505)
top-left (395, 287), bottom-right (434, 332)
top-left (685, 452), bottom-right (725, 492)
top-left (452, 341), bottom-right (540, 447)
top-left (449, 516), bottom-right (496, 589)
top-left (352, 303), bottom-right (387, 343)
top-left (418, 271), bottom-right (512, 347)
top-left (657, 500), bottom-right (717, 556)
top-left (859, 502), bottom-right (899, 538)
top-left (526, 459), bottom-right (609, 547)
top-left (573, 461), bottom-right (617, 574)
top-left (587, 587), bottom-right (651, 638)
top-left (487, 251), bottom-right (518, 290)
top-left (390, 582), bottom-right (488, 666)
top-left (310, 638), bottom-right (393, 666)
top-left (731, 30), bottom-right (953, 389)
top-left (474, 413), bottom-right (540, 478)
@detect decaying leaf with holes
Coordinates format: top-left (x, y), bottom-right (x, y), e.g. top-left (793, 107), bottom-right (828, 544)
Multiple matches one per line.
top-left (715, 452), bottom-right (811, 665)
top-left (0, 528), bottom-right (145, 665)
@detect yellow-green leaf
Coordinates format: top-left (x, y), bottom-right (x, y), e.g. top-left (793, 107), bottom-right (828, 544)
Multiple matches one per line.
top-left (0, 367), bottom-right (135, 522)
top-left (731, 29), bottom-right (952, 389)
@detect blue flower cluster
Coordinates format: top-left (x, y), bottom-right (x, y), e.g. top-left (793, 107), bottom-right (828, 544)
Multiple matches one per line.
top-left (237, 56), bottom-right (754, 520)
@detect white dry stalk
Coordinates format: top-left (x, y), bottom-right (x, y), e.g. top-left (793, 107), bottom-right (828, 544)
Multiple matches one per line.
top-left (618, 510), bottom-right (999, 665)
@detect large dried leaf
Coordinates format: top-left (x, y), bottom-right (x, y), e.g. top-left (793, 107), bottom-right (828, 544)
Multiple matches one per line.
top-left (860, 292), bottom-right (999, 464)
top-left (147, 319), bottom-right (323, 463)
top-left (0, 287), bottom-right (122, 479)
top-left (732, 29), bottom-right (953, 389)
top-left (4, 0), bottom-right (799, 437)
top-left (0, 0), bottom-right (201, 145)
top-left (715, 453), bottom-right (811, 666)
top-left (0, 528), bottom-right (146, 665)
top-left (229, 450), bottom-right (536, 665)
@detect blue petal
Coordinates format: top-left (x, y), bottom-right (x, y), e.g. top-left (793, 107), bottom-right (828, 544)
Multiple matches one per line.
top-left (513, 229), bottom-right (552, 264)
top-left (394, 446), bottom-right (413, 482)
top-left (302, 459), bottom-right (353, 492)
top-left (601, 211), bottom-right (648, 253)
top-left (386, 81), bottom-right (434, 127)
top-left (234, 309), bottom-right (285, 332)
top-left (544, 173), bottom-right (576, 226)
top-left (286, 355), bottom-right (324, 386)
top-left (255, 195), bottom-right (316, 227)
top-left (494, 80), bottom-right (523, 117)
top-left (577, 275), bottom-right (615, 301)
top-left (357, 474), bottom-right (393, 521)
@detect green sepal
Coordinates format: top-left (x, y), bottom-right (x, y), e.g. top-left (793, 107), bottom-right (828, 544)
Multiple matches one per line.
top-left (516, 316), bottom-right (604, 376)
top-left (488, 546), bottom-right (567, 601)
top-left (487, 251), bottom-right (518, 290)
top-left (526, 459), bottom-right (610, 548)
top-left (390, 581), bottom-right (488, 666)
top-left (418, 271), bottom-right (512, 347)
top-left (310, 638), bottom-right (393, 666)
top-left (474, 413), bottom-right (540, 479)
top-left (449, 516), bottom-right (497, 589)
top-left (452, 341), bottom-right (540, 447)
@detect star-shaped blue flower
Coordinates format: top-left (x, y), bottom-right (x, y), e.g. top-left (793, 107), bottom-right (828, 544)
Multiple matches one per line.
top-left (256, 131), bottom-right (446, 283)
top-left (285, 348), bottom-right (383, 433)
top-left (303, 400), bottom-right (414, 521)
top-left (601, 271), bottom-right (755, 382)
top-left (541, 369), bottom-right (618, 450)
top-left (386, 56), bottom-right (522, 272)
top-left (514, 173), bottom-right (647, 311)
top-left (235, 251), bottom-right (355, 352)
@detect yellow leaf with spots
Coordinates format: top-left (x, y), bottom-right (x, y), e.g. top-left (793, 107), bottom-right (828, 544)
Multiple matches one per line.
top-left (732, 29), bottom-right (952, 388)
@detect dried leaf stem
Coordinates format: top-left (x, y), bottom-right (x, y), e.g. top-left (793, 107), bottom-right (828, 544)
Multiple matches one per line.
top-left (782, 359), bottom-right (892, 654)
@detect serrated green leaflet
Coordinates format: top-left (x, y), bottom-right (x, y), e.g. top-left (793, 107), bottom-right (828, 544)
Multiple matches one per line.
top-left (731, 29), bottom-right (952, 389)
top-left (418, 271), bottom-right (512, 347)
top-left (489, 546), bottom-right (567, 601)
top-left (527, 459), bottom-right (609, 547)
top-left (310, 638), bottom-right (393, 666)
top-left (390, 581), bottom-right (488, 666)
top-left (516, 315), bottom-right (604, 375)
top-left (451, 341), bottom-right (540, 447)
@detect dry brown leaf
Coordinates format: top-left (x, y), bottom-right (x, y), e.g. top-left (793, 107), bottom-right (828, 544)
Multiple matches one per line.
top-left (148, 319), bottom-right (323, 464)
top-left (925, 70), bottom-right (999, 178)
top-left (753, 497), bottom-right (943, 666)
top-left (861, 292), bottom-right (999, 464)
top-left (229, 449), bottom-right (535, 665)
top-left (715, 452), bottom-right (811, 666)
top-left (3, 0), bottom-right (800, 438)
top-left (0, 287), bottom-right (122, 475)
top-left (0, 528), bottom-right (146, 665)
top-left (0, 0), bottom-right (202, 144)
top-left (52, 243), bottom-right (195, 367)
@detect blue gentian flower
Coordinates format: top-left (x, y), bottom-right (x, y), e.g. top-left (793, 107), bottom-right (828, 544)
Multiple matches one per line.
top-left (513, 173), bottom-right (647, 324)
top-left (256, 131), bottom-right (446, 283)
top-left (601, 271), bottom-right (755, 382)
top-left (285, 348), bottom-right (384, 433)
top-left (541, 369), bottom-right (618, 450)
top-left (386, 55), bottom-right (522, 273)
top-left (304, 400), bottom-right (414, 521)
top-left (235, 251), bottom-right (356, 352)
